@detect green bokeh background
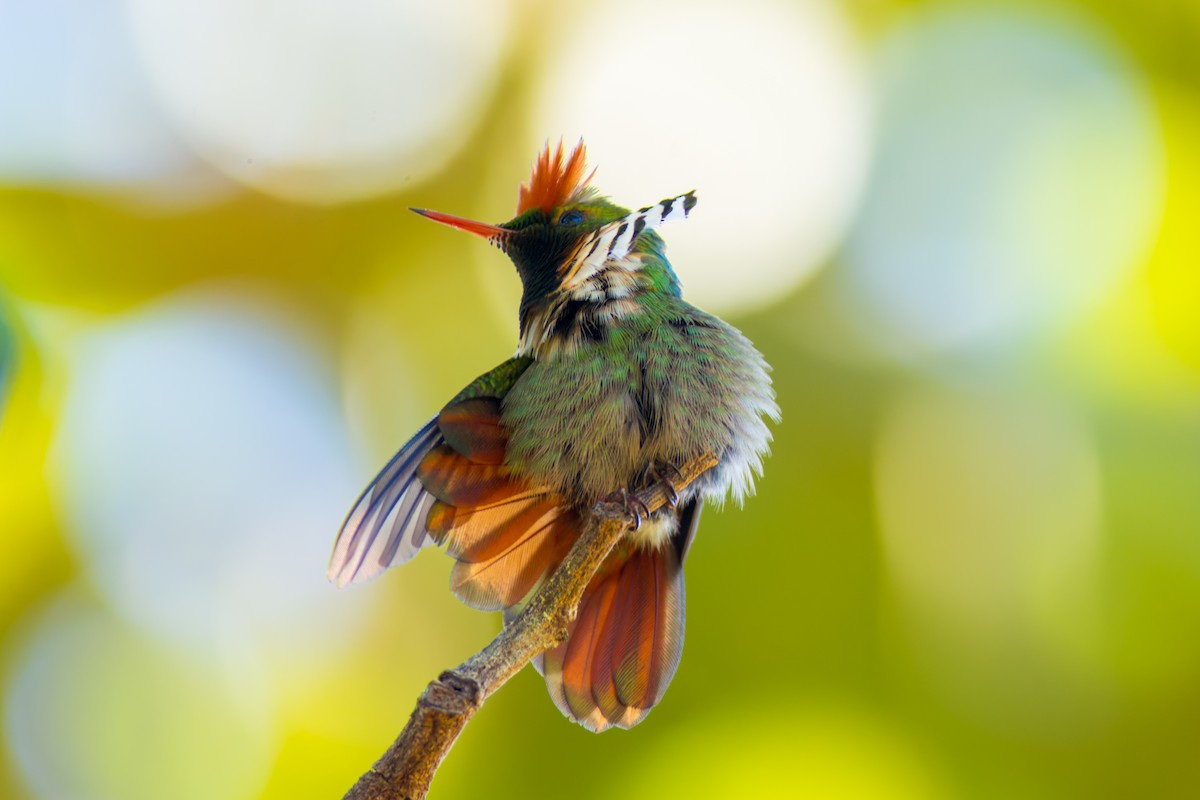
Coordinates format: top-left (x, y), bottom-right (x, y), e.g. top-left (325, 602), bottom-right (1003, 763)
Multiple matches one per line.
top-left (2, 1), bottom-right (1199, 798)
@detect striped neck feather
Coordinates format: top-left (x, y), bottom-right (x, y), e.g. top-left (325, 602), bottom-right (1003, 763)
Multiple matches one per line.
top-left (559, 190), bottom-right (696, 296)
top-left (516, 191), bottom-right (697, 359)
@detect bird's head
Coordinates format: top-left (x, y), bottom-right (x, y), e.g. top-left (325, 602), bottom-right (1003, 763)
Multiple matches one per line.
top-left (412, 140), bottom-right (696, 340)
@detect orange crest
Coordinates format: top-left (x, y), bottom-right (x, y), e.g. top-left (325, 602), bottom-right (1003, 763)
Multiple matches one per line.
top-left (517, 139), bottom-right (595, 215)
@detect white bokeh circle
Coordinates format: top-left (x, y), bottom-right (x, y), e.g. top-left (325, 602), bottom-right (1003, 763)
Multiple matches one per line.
top-left (838, 6), bottom-right (1164, 358)
top-left (123, 0), bottom-right (514, 203)
top-left (532, 0), bottom-right (871, 316)
top-left (0, 0), bottom-right (225, 205)
top-left (47, 286), bottom-right (366, 668)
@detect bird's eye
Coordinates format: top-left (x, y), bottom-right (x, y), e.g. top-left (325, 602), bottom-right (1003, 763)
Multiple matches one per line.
top-left (558, 210), bottom-right (584, 226)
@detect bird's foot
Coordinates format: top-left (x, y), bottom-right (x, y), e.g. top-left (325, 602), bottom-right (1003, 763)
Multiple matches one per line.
top-left (650, 462), bottom-right (683, 509)
top-left (604, 487), bottom-right (651, 531)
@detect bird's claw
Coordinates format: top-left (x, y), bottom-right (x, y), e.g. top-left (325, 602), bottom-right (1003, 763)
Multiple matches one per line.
top-left (605, 488), bottom-right (651, 531)
top-left (652, 463), bottom-right (682, 509)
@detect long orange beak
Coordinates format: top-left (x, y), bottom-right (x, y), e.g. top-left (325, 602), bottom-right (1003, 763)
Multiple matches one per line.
top-left (411, 208), bottom-right (509, 241)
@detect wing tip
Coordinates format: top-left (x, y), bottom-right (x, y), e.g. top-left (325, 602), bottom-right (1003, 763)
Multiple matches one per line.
top-left (325, 553), bottom-right (357, 588)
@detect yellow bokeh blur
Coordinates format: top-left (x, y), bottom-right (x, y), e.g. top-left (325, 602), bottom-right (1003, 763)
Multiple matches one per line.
top-left (1, 1), bottom-right (1198, 799)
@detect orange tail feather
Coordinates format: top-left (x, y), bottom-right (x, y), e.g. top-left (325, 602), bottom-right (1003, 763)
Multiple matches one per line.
top-left (543, 542), bottom-right (686, 732)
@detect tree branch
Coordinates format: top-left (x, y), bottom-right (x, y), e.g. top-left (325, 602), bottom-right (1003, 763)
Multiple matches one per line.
top-left (341, 451), bottom-right (719, 800)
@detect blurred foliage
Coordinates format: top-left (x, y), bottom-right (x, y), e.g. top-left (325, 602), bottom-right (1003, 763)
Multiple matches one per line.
top-left (1, 0), bottom-right (1198, 799)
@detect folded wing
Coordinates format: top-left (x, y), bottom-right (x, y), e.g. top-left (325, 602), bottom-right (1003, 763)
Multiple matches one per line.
top-left (329, 355), bottom-right (573, 605)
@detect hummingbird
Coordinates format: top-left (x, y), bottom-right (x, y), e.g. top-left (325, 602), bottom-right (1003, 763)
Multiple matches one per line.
top-left (328, 140), bottom-right (778, 732)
